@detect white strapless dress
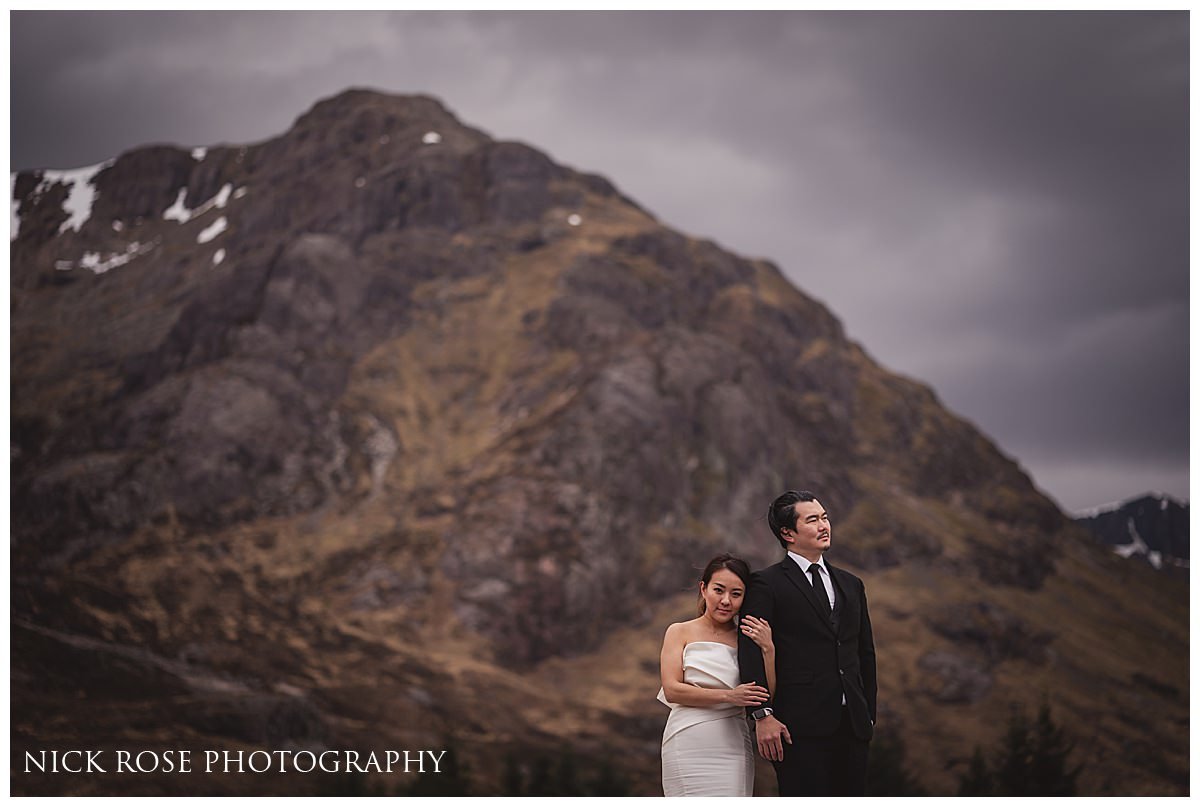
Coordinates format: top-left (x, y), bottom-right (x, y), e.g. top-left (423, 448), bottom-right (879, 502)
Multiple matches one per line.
top-left (658, 641), bottom-right (754, 796)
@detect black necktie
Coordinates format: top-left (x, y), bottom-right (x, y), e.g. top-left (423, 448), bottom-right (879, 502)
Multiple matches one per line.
top-left (809, 565), bottom-right (831, 614)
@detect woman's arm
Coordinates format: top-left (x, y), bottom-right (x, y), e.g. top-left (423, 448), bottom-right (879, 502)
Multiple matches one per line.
top-left (660, 623), bottom-right (769, 708)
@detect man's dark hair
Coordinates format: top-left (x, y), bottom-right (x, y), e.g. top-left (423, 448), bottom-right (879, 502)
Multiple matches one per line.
top-left (767, 490), bottom-right (818, 549)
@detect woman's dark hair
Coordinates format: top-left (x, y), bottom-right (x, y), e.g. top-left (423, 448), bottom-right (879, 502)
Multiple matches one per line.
top-left (697, 553), bottom-right (752, 615)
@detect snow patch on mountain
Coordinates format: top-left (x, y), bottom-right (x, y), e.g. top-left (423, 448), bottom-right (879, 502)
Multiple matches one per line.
top-left (1113, 518), bottom-right (1162, 569)
top-left (163, 183), bottom-right (236, 225)
top-left (197, 217), bottom-right (227, 244)
top-left (1072, 492), bottom-right (1185, 520)
top-left (52, 161), bottom-right (113, 234)
top-left (12, 160), bottom-right (115, 238)
top-left (59, 240), bottom-right (157, 275)
top-left (163, 189), bottom-right (192, 223)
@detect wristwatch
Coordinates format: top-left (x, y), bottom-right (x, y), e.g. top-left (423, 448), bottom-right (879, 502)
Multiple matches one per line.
top-left (750, 707), bottom-right (774, 721)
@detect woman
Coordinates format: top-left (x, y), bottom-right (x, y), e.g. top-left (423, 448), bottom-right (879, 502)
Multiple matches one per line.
top-left (658, 553), bottom-right (775, 796)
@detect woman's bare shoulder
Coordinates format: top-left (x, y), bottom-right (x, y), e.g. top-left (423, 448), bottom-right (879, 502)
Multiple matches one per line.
top-left (663, 617), bottom-right (703, 641)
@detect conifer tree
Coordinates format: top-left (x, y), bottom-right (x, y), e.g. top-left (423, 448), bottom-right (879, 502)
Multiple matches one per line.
top-left (1029, 701), bottom-right (1081, 795)
top-left (957, 701), bottom-right (1079, 796)
top-left (957, 745), bottom-right (993, 796)
top-left (866, 729), bottom-right (927, 795)
top-left (553, 750), bottom-right (583, 795)
top-left (994, 706), bottom-right (1035, 796)
top-left (588, 756), bottom-right (631, 796)
top-left (502, 752), bottom-right (524, 795)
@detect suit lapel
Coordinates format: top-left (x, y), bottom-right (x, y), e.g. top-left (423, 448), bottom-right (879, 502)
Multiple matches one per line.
top-left (828, 563), bottom-right (857, 633)
top-left (827, 562), bottom-right (844, 611)
top-left (781, 558), bottom-right (837, 637)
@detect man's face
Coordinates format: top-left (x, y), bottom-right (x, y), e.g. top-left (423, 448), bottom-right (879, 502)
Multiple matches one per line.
top-left (783, 499), bottom-right (831, 561)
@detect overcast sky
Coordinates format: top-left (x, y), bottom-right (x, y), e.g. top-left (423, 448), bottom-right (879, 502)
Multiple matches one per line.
top-left (10, 11), bottom-right (1189, 513)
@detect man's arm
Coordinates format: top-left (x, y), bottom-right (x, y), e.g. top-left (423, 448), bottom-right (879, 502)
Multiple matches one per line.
top-left (739, 570), bottom-right (791, 761)
top-left (858, 581), bottom-right (877, 724)
top-left (737, 571), bottom-right (774, 712)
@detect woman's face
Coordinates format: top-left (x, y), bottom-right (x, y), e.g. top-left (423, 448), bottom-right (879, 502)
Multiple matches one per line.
top-left (701, 568), bottom-right (745, 624)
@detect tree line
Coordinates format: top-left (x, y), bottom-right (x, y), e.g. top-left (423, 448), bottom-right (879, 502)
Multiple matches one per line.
top-left (314, 701), bottom-right (1078, 796)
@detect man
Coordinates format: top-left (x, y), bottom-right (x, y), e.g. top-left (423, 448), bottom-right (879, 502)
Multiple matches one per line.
top-left (737, 490), bottom-right (877, 796)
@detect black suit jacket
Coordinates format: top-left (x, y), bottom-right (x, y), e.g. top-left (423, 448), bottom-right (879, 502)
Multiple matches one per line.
top-left (738, 557), bottom-right (876, 741)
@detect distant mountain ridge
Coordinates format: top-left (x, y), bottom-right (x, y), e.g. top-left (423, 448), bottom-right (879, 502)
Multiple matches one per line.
top-left (1074, 493), bottom-right (1189, 572)
top-left (10, 89), bottom-right (1188, 796)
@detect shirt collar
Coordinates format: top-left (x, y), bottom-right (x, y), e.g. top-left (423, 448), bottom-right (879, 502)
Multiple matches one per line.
top-left (787, 551), bottom-right (828, 576)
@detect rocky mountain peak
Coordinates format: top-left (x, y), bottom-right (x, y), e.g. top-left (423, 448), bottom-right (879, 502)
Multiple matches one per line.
top-left (293, 87), bottom-right (460, 131)
top-left (1075, 492), bottom-right (1189, 572)
top-left (11, 90), bottom-right (1188, 796)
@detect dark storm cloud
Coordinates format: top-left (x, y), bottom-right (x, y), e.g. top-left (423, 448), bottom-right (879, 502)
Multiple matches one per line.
top-left (822, 11), bottom-right (1188, 319)
top-left (8, 11), bottom-right (1188, 512)
top-left (11, 12), bottom-right (399, 167)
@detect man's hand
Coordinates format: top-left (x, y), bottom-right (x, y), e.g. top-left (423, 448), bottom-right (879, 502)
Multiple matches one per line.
top-left (753, 714), bottom-right (791, 762)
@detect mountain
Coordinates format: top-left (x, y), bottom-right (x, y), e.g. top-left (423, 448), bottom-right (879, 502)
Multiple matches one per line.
top-left (10, 89), bottom-right (1188, 796)
top-left (1075, 493), bottom-right (1189, 573)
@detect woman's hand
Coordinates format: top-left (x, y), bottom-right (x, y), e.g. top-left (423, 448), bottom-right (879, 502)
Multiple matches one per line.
top-left (726, 682), bottom-right (770, 706)
top-left (740, 615), bottom-right (774, 652)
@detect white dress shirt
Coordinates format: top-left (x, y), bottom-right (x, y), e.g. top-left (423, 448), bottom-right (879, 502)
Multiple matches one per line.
top-left (787, 551), bottom-right (835, 610)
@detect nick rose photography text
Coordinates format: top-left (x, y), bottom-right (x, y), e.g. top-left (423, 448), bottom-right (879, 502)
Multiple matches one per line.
top-left (24, 749), bottom-right (448, 775)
